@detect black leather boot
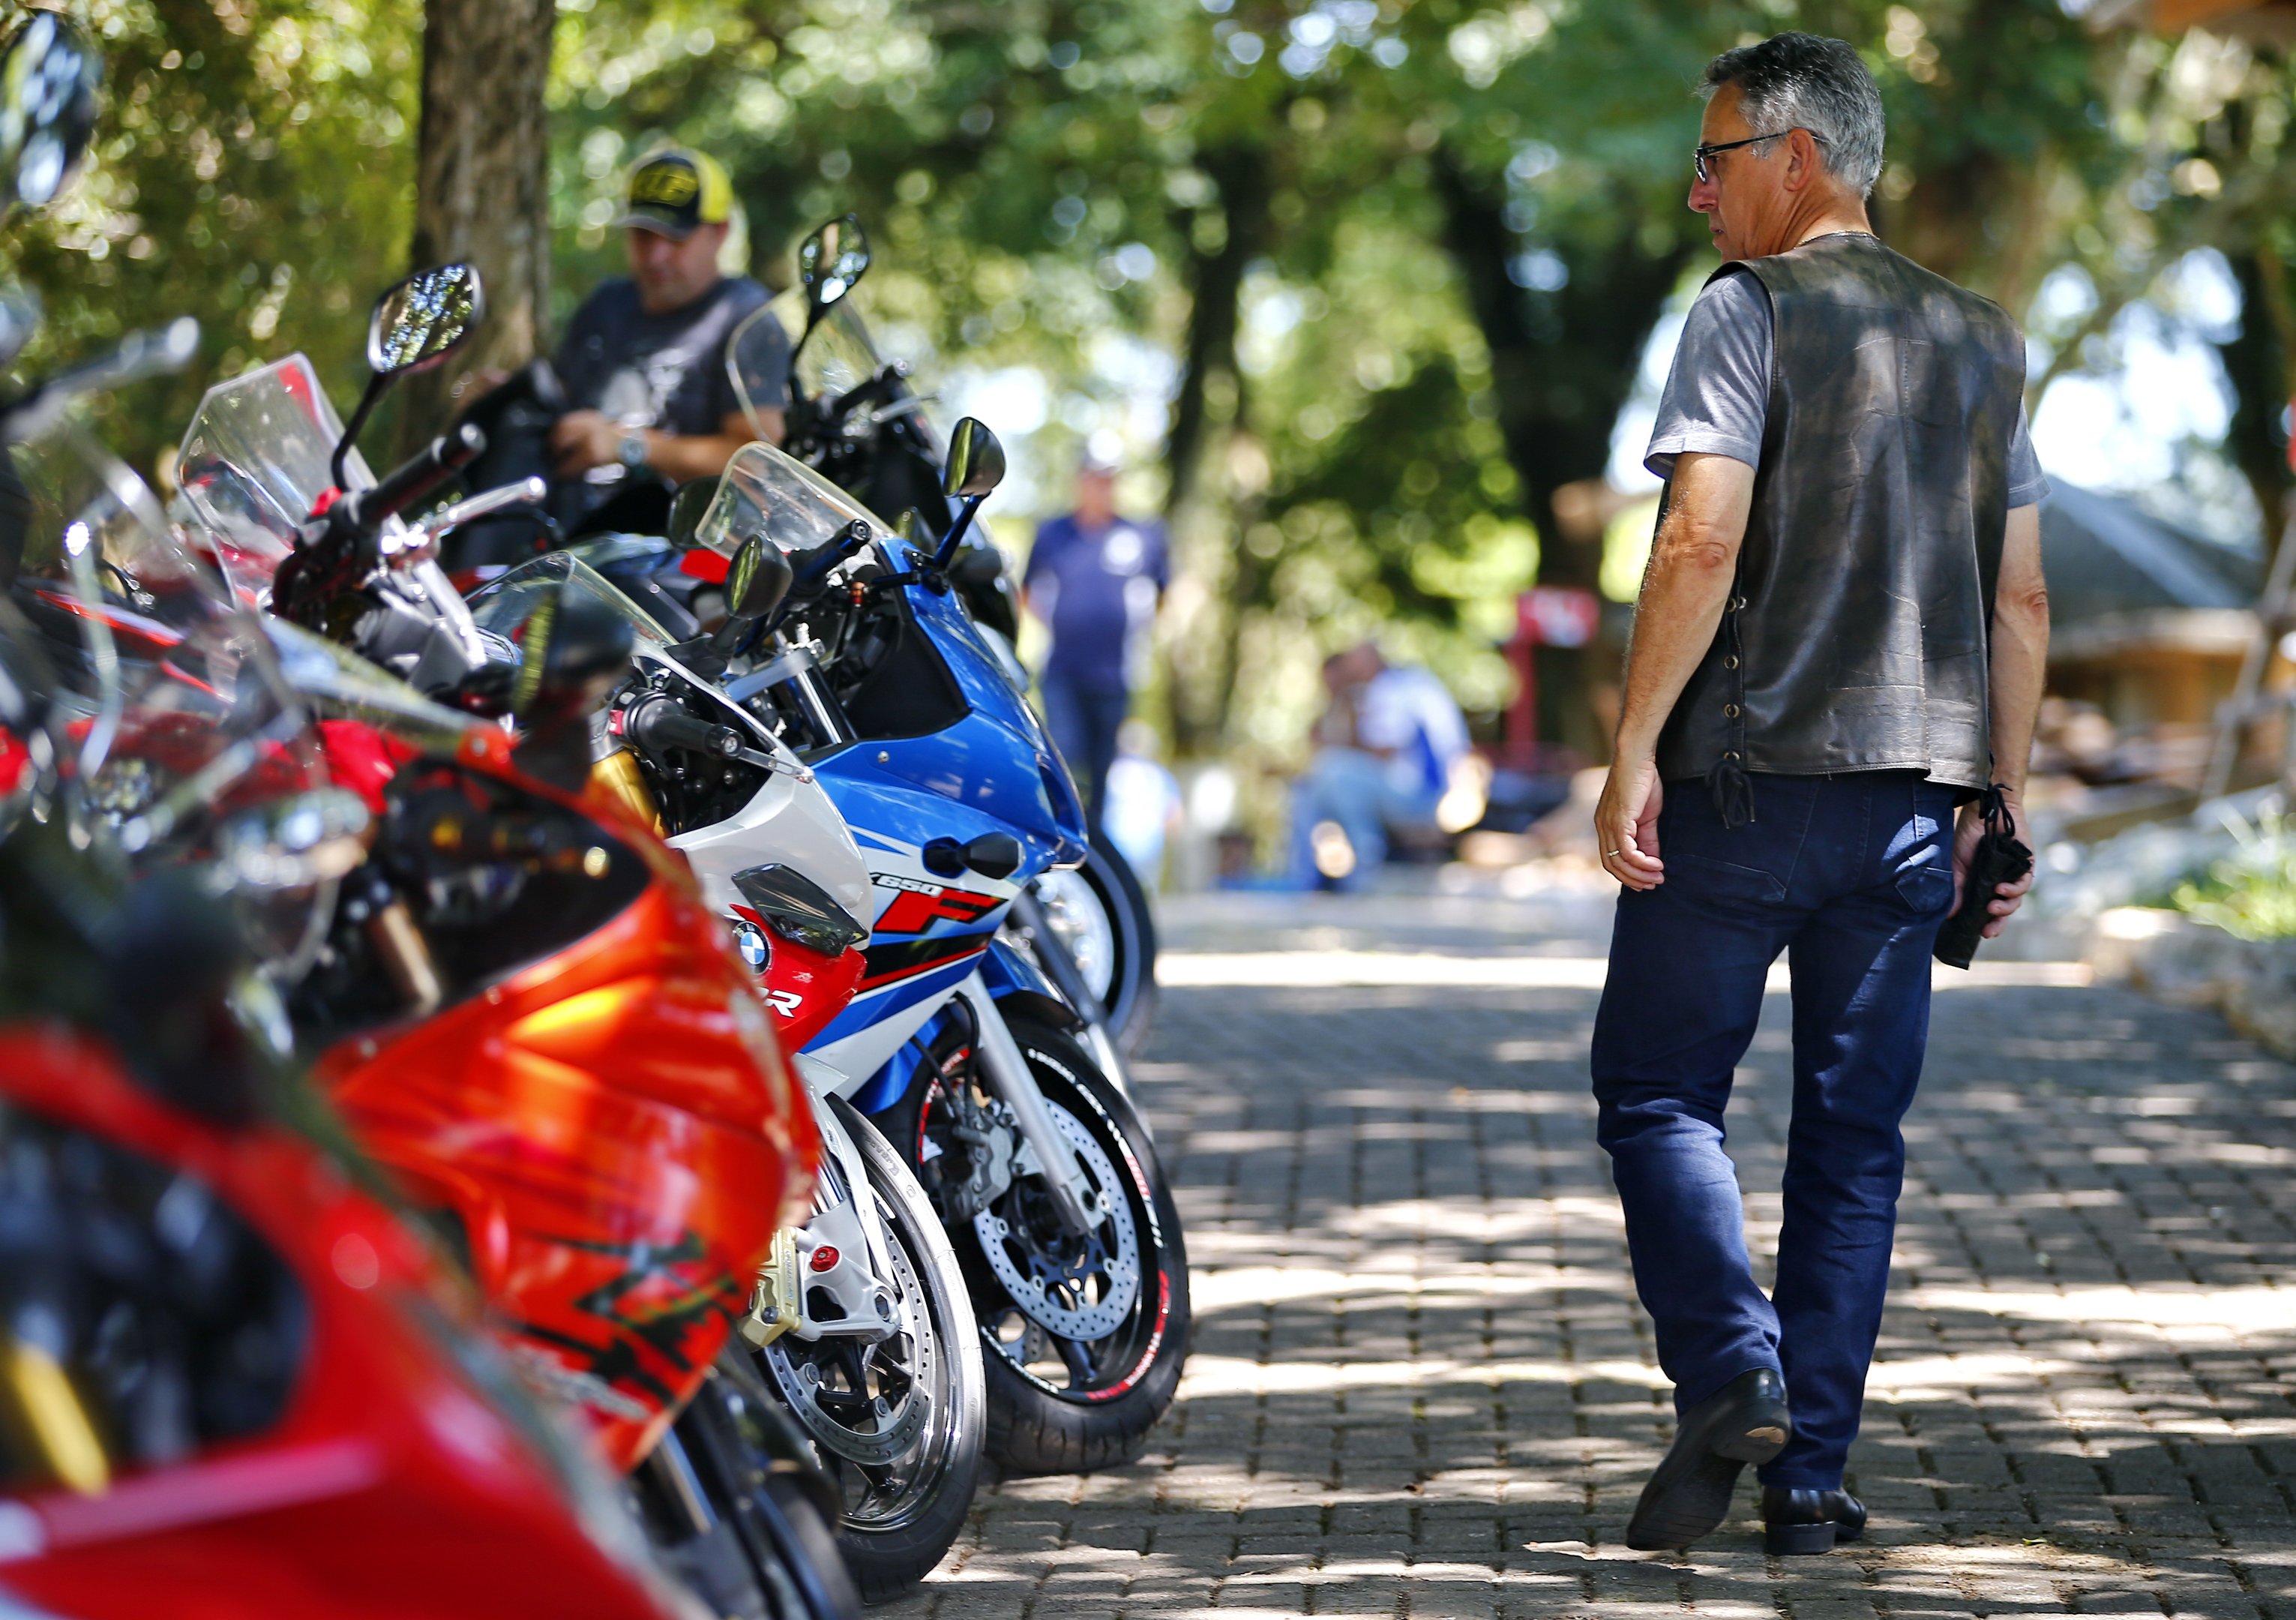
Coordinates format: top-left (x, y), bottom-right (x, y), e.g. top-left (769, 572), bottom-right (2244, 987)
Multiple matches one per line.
top-left (1624, 1369), bottom-right (1791, 1551)
top-left (1760, 1486), bottom-right (1866, 1555)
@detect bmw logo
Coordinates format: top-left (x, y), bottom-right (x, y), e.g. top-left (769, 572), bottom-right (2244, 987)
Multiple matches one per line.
top-left (732, 921), bottom-right (769, 972)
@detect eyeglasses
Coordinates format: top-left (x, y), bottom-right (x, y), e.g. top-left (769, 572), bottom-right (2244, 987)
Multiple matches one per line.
top-left (1693, 129), bottom-right (1828, 184)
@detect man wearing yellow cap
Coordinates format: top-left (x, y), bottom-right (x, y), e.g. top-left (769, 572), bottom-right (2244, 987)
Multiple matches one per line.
top-left (549, 146), bottom-right (790, 521)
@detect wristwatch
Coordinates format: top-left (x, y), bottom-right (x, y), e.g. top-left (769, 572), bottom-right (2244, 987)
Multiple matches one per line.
top-left (616, 427), bottom-right (649, 470)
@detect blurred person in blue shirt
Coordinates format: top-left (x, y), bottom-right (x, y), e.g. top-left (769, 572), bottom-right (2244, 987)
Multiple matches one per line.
top-left (1023, 444), bottom-right (1169, 825)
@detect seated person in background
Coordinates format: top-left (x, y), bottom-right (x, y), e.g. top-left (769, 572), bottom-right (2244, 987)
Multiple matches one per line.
top-left (1289, 642), bottom-right (1469, 891)
top-left (547, 146), bottom-right (789, 530)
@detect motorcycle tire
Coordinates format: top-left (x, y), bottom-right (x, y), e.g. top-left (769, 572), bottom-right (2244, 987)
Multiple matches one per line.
top-left (1032, 832), bottom-right (1159, 1058)
top-left (883, 1016), bottom-right (1189, 1474)
top-left (751, 1098), bottom-right (985, 1604)
top-left (648, 1396), bottom-right (861, 1620)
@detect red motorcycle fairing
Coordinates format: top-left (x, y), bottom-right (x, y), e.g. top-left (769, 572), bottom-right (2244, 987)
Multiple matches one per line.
top-left (312, 724), bottom-right (819, 1472)
top-left (0, 1025), bottom-right (688, 1620)
top-left (738, 908), bottom-right (865, 1053)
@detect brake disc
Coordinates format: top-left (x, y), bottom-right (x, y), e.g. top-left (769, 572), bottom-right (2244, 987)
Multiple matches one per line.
top-left (763, 1194), bottom-right (936, 1468)
top-left (974, 1098), bottom-right (1139, 1342)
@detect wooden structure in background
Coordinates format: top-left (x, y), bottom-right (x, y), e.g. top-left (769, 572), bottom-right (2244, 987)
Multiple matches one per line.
top-left (2089, 0), bottom-right (2296, 42)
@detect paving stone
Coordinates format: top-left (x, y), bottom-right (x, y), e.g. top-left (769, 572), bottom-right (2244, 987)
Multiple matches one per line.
top-left (875, 892), bottom-right (2296, 1620)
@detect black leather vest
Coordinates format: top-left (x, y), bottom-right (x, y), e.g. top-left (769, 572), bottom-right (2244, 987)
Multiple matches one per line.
top-left (1655, 233), bottom-right (2026, 813)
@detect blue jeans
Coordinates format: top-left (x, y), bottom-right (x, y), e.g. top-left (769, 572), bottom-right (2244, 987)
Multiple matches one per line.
top-left (1287, 748), bottom-right (1443, 892)
top-left (1591, 770), bottom-right (1958, 1490)
top-left (1039, 670), bottom-right (1129, 824)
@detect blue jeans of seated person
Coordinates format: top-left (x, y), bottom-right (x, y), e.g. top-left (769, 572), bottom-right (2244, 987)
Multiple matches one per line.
top-left (1288, 747), bottom-right (1443, 892)
top-left (1591, 770), bottom-right (1958, 1490)
top-left (1039, 670), bottom-right (1130, 826)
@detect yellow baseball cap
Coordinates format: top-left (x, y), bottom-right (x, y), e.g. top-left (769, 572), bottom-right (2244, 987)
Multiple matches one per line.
top-left (619, 146), bottom-right (733, 239)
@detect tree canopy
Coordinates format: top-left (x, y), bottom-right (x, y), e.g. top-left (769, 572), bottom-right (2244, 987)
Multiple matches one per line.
top-left (4, 0), bottom-right (2292, 758)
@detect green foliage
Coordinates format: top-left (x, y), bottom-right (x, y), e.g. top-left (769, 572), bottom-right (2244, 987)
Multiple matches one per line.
top-left (2, 0), bottom-right (421, 479)
top-left (2176, 810), bottom-right (2296, 943)
top-left (1, 0), bottom-right (2291, 761)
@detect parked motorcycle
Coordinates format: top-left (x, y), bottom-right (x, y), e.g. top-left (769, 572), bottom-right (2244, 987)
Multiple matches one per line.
top-left (0, 395), bottom-right (697, 1618)
top-left (669, 430), bottom-right (1191, 1472)
top-left (725, 220), bottom-right (1161, 1063)
top-left (464, 394), bottom-right (1190, 1470)
top-left (467, 550), bottom-right (985, 1601)
top-left (166, 280), bottom-right (860, 1619)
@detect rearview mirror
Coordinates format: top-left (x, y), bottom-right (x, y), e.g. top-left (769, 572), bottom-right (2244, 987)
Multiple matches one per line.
top-left (940, 418), bottom-right (1006, 500)
top-left (369, 263), bottom-right (486, 377)
top-left (702, 532), bottom-right (794, 652)
top-left (0, 14), bottom-right (100, 214)
top-left (928, 418), bottom-right (1006, 570)
top-left (337, 263), bottom-right (487, 488)
top-left (798, 215), bottom-right (871, 316)
top-left (667, 476), bottom-right (722, 553)
top-left (721, 535), bottom-right (793, 633)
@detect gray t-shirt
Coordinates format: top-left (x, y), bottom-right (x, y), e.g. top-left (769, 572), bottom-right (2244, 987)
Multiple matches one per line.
top-left (1646, 266), bottom-right (2049, 507)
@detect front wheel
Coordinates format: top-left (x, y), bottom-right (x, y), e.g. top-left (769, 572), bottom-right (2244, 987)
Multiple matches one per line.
top-left (880, 1016), bottom-right (1190, 1474)
top-left (750, 1098), bottom-right (985, 1604)
top-left (1032, 832), bottom-right (1158, 1057)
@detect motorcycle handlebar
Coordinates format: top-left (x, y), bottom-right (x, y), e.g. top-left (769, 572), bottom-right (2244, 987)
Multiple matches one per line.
top-left (343, 423), bottom-right (486, 533)
top-left (624, 694), bottom-right (740, 760)
top-left (785, 520), bottom-right (874, 598)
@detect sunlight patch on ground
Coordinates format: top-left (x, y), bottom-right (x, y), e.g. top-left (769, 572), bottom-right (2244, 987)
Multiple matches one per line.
top-left (1159, 950), bottom-right (2092, 991)
top-left (1341, 1194), bottom-right (1628, 1236)
top-left (1189, 1262), bottom-right (1613, 1316)
top-left (1910, 1283), bottom-right (2296, 1338)
top-left (1863, 1352), bottom-right (2087, 1398)
top-left (1176, 1352), bottom-right (1671, 1400)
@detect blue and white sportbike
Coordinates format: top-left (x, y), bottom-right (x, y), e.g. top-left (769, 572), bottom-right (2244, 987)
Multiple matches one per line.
top-left (652, 430), bottom-right (1188, 1474)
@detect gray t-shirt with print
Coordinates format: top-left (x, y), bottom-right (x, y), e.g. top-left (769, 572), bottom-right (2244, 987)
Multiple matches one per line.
top-left (1645, 265), bottom-right (2049, 506)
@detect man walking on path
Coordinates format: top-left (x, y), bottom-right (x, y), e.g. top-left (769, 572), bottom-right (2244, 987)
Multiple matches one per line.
top-left (1024, 447), bottom-right (1168, 824)
top-left (1589, 33), bottom-right (2052, 1556)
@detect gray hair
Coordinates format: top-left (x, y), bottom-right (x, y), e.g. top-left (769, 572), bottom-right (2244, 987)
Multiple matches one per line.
top-left (1700, 32), bottom-right (1885, 199)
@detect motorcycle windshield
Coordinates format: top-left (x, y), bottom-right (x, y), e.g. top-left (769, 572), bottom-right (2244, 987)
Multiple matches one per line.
top-left (737, 290), bottom-right (948, 460)
top-left (468, 550), bottom-right (778, 743)
top-left (260, 616), bottom-right (481, 760)
top-left (749, 288), bottom-right (880, 414)
top-left (692, 439), bottom-right (894, 562)
top-left (6, 417), bottom-right (349, 969)
top-left (173, 353), bottom-right (377, 605)
top-left (466, 550), bottom-right (680, 657)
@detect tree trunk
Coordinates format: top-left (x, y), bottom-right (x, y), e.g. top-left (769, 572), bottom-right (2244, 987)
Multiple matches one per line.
top-left (1162, 142), bottom-right (1272, 755)
top-left (1436, 151), bottom-right (1691, 760)
top-left (2218, 244), bottom-right (2296, 569)
top-left (1164, 143), bottom-right (1271, 518)
top-left (397, 0), bottom-right (555, 446)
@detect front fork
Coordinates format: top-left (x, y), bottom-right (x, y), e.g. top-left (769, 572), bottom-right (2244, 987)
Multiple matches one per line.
top-left (956, 970), bottom-right (1101, 1236)
top-left (742, 1058), bottom-right (907, 1348)
top-left (1004, 886), bottom-right (1141, 1120)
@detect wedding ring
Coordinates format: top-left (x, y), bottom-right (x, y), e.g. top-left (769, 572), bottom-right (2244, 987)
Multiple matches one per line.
top-left (1602, 849), bottom-right (1622, 858)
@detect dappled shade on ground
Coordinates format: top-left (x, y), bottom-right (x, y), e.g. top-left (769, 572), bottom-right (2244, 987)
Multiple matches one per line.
top-left (889, 890), bottom-right (2296, 1618)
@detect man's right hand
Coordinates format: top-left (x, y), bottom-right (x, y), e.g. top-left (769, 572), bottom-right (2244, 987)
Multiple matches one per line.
top-left (551, 410), bottom-right (621, 478)
top-left (1596, 754), bottom-right (1666, 891)
top-left (1951, 790), bottom-right (2036, 939)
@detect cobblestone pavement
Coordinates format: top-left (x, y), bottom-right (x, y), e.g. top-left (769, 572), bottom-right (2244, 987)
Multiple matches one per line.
top-left (889, 884), bottom-right (2296, 1620)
